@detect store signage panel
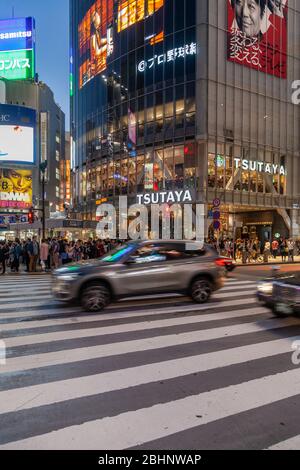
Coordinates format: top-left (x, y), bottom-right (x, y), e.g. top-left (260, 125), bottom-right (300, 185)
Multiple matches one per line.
top-left (234, 158), bottom-right (286, 175)
top-left (137, 190), bottom-right (195, 205)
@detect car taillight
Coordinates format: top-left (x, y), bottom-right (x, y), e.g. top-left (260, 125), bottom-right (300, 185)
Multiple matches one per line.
top-left (215, 259), bottom-right (226, 267)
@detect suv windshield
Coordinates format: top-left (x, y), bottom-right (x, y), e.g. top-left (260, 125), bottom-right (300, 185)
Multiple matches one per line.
top-left (101, 244), bottom-right (137, 263)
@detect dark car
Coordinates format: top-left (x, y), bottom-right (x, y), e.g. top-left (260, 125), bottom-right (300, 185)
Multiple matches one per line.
top-left (257, 270), bottom-right (300, 316)
top-left (52, 240), bottom-right (225, 312)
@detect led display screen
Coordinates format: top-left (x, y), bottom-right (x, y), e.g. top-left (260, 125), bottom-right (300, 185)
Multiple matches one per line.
top-left (0, 104), bottom-right (36, 165)
top-left (78, 0), bottom-right (114, 89)
top-left (78, 0), bottom-right (166, 89)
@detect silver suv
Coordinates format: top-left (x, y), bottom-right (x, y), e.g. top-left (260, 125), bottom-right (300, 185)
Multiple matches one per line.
top-left (52, 240), bottom-right (225, 312)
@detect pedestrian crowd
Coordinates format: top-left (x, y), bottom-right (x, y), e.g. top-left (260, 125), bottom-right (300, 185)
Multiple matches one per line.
top-left (0, 238), bottom-right (123, 275)
top-left (1, 236), bottom-right (300, 274)
top-left (207, 237), bottom-right (299, 264)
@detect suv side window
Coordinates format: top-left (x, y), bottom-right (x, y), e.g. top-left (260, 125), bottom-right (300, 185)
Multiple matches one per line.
top-left (155, 244), bottom-right (207, 260)
top-left (130, 244), bottom-right (168, 264)
top-left (129, 244), bottom-right (207, 264)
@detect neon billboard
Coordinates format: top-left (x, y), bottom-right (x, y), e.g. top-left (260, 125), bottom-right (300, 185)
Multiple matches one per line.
top-left (0, 17), bottom-right (35, 81)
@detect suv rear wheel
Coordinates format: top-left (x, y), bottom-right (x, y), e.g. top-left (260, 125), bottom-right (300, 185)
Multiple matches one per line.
top-left (190, 278), bottom-right (212, 304)
top-left (81, 283), bottom-right (111, 312)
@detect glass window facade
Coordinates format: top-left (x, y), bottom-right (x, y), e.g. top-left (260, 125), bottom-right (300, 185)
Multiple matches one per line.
top-left (71, 0), bottom-right (196, 218)
top-left (71, 0), bottom-right (300, 237)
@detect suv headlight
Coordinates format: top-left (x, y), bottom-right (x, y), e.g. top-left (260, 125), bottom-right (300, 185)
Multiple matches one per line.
top-left (257, 282), bottom-right (273, 295)
top-left (57, 273), bottom-right (80, 281)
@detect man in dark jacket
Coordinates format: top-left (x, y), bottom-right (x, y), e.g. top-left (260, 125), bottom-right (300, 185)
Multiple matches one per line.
top-left (0, 241), bottom-right (9, 275)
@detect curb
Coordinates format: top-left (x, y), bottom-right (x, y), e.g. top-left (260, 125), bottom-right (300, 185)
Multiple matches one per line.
top-left (236, 261), bottom-right (300, 267)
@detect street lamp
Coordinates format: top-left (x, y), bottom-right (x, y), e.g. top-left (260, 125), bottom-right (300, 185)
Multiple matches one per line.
top-left (39, 161), bottom-right (48, 240)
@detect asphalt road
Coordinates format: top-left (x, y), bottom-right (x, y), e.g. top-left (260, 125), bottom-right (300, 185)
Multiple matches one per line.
top-left (0, 272), bottom-right (300, 450)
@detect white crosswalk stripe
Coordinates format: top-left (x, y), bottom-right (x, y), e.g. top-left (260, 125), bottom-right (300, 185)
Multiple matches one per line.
top-left (0, 275), bottom-right (300, 450)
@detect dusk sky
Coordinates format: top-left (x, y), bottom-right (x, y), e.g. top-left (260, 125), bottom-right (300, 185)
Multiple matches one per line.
top-left (1, 0), bottom-right (70, 126)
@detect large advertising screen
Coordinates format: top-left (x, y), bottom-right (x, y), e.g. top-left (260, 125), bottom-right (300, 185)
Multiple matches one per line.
top-left (227, 0), bottom-right (288, 78)
top-left (0, 104), bottom-right (36, 165)
top-left (79, 0), bottom-right (114, 89)
top-left (117, 0), bottom-right (164, 32)
top-left (0, 17), bottom-right (35, 80)
top-left (78, 0), bottom-right (166, 89)
top-left (0, 168), bottom-right (33, 209)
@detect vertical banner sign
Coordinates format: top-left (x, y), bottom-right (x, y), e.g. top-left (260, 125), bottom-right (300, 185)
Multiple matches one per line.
top-left (128, 108), bottom-right (137, 146)
top-left (227, 0), bottom-right (288, 78)
top-left (40, 112), bottom-right (48, 181)
top-left (0, 17), bottom-right (36, 80)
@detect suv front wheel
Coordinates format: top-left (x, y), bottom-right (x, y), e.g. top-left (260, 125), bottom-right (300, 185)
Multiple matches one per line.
top-left (190, 278), bottom-right (212, 304)
top-left (81, 283), bottom-right (111, 312)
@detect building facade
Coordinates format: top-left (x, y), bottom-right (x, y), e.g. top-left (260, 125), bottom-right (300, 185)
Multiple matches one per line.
top-left (1, 79), bottom-right (66, 214)
top-left (70, 0), bottom-right (300, 241)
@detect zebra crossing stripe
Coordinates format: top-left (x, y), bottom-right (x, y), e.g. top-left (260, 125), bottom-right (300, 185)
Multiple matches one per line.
top-left (1, 316), bottom-right (298, 374)
top-left (0, 296), bottom-right (260, 322)
top-left (0, 335), bottom-right (299, 415)
top-left (3, 308), bottom-right (278, 348)
top-left (267, 434), bottom-right (300, 450)
top-left (0, 305), bottom-right (267, 333)
top-left (2, 368), bottom-right (300, 450)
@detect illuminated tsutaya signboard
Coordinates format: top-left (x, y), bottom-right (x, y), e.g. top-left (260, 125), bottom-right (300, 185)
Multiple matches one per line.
top-left (234, 159), bottom-right (286, 176)
top-left (137, 190), bottom-right (194, 205)
top-left (0, 17), bottom-right (35, 81)
top-left (137, 43), bottom-right (197, 72)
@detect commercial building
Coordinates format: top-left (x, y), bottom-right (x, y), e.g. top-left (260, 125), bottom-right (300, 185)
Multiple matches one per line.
top-left (0, 16), bottom-right (66, 239)
top-left (70, 0), bottom-right (300, 241)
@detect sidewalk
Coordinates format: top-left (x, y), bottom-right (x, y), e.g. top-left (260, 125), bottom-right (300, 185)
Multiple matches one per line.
top-left (0, 270), bottom-right (50, 276)
top-left (235, 254), bottom-right (300, 267)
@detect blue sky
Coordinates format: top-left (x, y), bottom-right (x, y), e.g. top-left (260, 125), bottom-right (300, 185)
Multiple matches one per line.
top-left (1, 0), bottom-right (70, 126)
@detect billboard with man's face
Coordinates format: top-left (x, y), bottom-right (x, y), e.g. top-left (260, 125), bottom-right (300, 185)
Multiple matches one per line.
top-left (227, 0), bottom-right (288, 78)
top-left (0, 168), bottom-right (32, 209)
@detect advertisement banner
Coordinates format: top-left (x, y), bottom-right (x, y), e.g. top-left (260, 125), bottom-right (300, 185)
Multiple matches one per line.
top-left (0, 213), bottom-right (28, 227)
top-left (0, 104), bottom-right (36, 165)
top-left (78, 0), bottom-right (114, 89)
top-left (78, 0), bottom-right (166, 89)
top-left (0, 17), bottom-right (35, 80)
top-left (0, 49), bottom-right (34, 80)
top-left (117, 0), bottom-right (164, 32)
top-left (0, 168), bottom-right (33, 209)
top-left (227, 0), bottom-right (288, 78)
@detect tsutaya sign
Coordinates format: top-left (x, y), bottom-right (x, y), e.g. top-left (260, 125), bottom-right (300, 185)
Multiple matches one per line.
top-left (137, 190), bottom-right (193, 205)
top-left (234, 158), bottom-right (286, 176)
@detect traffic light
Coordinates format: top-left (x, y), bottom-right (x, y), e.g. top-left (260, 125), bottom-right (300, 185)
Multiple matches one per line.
top-left (28, 208), bottom-right (34, 224)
